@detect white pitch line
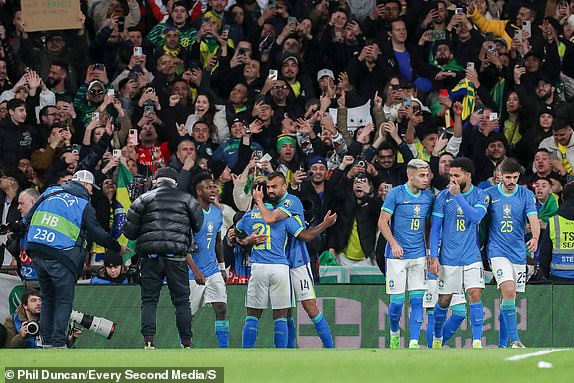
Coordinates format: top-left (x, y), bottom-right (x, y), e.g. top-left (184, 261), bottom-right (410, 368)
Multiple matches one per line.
top-left (505, 349), bottom-right (568, 361)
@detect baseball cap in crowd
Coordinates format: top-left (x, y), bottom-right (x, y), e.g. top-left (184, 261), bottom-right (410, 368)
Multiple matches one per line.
top-left (0, 167), bottom-right (26, 188)
top-left (415, 117), bottom-right (439, 142)
top-left (72, 170), bottom-right (100, 190)
top-left (103, 251), bottom-right (123, 267)
top-left (154, 166), bottom-right (178, 181)
top-left (208, 159), bottom-right (227, 180)
top-left (432, 39), bottom-right (452, 55)
top-left (536, 72), bottom-right (552, 85)
top-left (494, 37), bottom-right (508, 48)
top-left (46, 31), bottom-right (66, 41)
top-left (538, 105), bottom-right (555, 119)
top-left (88, 80), bottom-right (105, 92)
top-left (281, 53), bottom-right (299, 66)
top-left (308, 156), bottom-right (327, 168)
top-left (525, 49), bottom-right (544, 60)
top-left (317, 69), bottom-right (335, 82)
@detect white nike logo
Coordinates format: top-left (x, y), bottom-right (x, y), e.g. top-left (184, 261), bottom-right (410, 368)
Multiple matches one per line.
top-left (403, 201), bottom-right (411, 204)
top-left (446, 198), bottom-right (453, 202)
top-left (492, 199), bottom-right (500, 203)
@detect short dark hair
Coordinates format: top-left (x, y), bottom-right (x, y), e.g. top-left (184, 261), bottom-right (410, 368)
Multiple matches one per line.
top-left (379, 142), bottom-right (397, 154)
top-left (21, 289), bottom-right (41, 307)
top-left (450, 157), bottom-right (474, 175)
top-left (191, 172), bottom-right (213, 197)
top-left (51, 60), bottom-right (68, 72)
top-left (6, 98), bottom-right (26, 111)
top-left (535, 148), bottom-right (550, 156)
top-left (267, 171), bottom-right (286, 184)
top-left (552, 118), bottom-right (571, 132)
top-left (500, 158), bottom-right (522, 174)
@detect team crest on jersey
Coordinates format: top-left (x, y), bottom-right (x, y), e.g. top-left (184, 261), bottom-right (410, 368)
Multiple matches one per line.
top-left (497, 269), bottom-right (503, 277)
top-left (413, 204), bottom-right (421, 217)
top-left (207, 221), bottom-right (214, 233)
top-left (484, 195), bottom-right (490, 205)
top-left (456, 205), bottom-right (463, 216)
top-left (503, 204), bottom-right (512, 218)
top-left (283, 199), bottom-right (292, 209)
top-left (438, 280), bottom-right (445, 288)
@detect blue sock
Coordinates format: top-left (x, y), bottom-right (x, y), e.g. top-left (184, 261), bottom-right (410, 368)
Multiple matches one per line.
top-left (426, 310), bottom-right (435, 348)
top-left (286, 316), bottom-right (296, 348)
top-left (469, 302), bottom-right (484, 341)
top-left (274, 318), bottom-right (288, 348)
top-left (442, 304), bottom-right (466, 344)
top-left (433, 304), bottom-right (449, 339)
top-left (311, 312), bottom-right (334, 348)
top-left (389, 294), bottom-right (405, 333)
top-left (498, 310), bottom-right (509, 348)
top-left (501, 299), bottom-right (519, 343)
top-left (242, 316), bottom-right (258, 348)
top-left (408, 291), bottom-right (424, 342)
top-left (215, 320), bottom-right (229, 348)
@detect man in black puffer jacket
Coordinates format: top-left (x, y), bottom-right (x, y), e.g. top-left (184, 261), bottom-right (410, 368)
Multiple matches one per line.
top-left (123, 166), bottom-right (203, 349)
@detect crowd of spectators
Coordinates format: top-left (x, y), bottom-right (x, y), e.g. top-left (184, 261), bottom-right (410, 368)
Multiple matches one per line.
top-left (1, 0), bottom-right (574, 283)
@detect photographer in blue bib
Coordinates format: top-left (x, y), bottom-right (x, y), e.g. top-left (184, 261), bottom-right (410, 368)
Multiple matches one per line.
top-left (25, 170), bottom-right (126, 348)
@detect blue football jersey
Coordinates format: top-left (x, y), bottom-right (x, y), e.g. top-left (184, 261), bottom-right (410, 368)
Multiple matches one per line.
top-left (432, 186), bottom-right (488, 266)
top-left (485, 184), bottom-right (537, 264)
top-left (189, 205), bottom-right (223, 279)
top-left (382, 184), bottom-right (434, 259)
top-left (236, 207), bottom-right (304, 265)
top-left (268, 193), bottom-right (310, 268)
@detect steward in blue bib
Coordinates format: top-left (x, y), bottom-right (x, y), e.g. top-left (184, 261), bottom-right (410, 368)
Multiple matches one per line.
top-left (26, 181), bottom-right (122, 276)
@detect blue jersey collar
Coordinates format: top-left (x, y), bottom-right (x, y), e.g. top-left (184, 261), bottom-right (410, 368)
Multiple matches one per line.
top-left (497, 183), bottom-right (518, 197)
top-left (404, 183), bottom-right (421, 198)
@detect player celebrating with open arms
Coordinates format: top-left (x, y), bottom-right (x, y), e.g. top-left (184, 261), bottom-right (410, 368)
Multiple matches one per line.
top-left (378, 159), bottom-right (434, 349)
top-left (485, 158), bottom-right (539, 348)
top-left (429, 157), bottom-right (488, 349)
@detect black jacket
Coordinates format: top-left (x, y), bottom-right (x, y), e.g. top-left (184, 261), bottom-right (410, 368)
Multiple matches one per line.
top-left (0, 119), bottom-right (39, 168)
top-left (327, 169), bottom-right (382, 258)
top-left (123, 180), bottom-right (203, 256)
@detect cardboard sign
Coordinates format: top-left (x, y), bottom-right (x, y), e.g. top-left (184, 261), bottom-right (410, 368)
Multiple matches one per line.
top-left (21, 0), bottom-right (82, 32)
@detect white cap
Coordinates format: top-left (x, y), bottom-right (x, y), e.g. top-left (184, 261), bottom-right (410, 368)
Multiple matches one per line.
top-left (317, 69), bottom-right (335, 82)
top-left (72, 170), bottom-right (100, 190)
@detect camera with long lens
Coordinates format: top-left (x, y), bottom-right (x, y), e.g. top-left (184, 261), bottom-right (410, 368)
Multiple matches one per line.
top-left (26, 320), bottom-right (39, 336)
top-left (0, 220), bottom-right (28, 235)
top-left (69, 310), bottom-right (115, 340)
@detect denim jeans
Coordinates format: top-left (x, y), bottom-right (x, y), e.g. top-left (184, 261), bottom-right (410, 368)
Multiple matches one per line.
top-left (32, 257), bottom-right (76, 347)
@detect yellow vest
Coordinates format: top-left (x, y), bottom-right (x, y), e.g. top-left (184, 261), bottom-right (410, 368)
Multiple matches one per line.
top-left (548, 215), bottom-right (574, 278)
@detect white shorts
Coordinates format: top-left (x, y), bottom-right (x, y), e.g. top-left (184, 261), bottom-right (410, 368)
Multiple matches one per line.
top-left (245, 263), bottom-right (291, 309)
top-left (437, 262), bottom-right (485, 295)
top-left (423, 280), bottom-right (467, 308)
top-left (189, 272), bottom-right (227, 315)
top-left (386, 257), bottom-right (426, 294)
top-left (490, 257), bottom-right (526, 293)
top-left (290, 263), bottom-right (316, 302)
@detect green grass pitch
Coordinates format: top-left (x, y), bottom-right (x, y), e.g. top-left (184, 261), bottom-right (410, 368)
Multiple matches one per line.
top-left (2, 348), bottom-right (574, 383)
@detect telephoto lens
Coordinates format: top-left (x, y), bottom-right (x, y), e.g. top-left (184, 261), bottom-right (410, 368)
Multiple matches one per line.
top-left (69, 311), bottom-right (115, 339)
